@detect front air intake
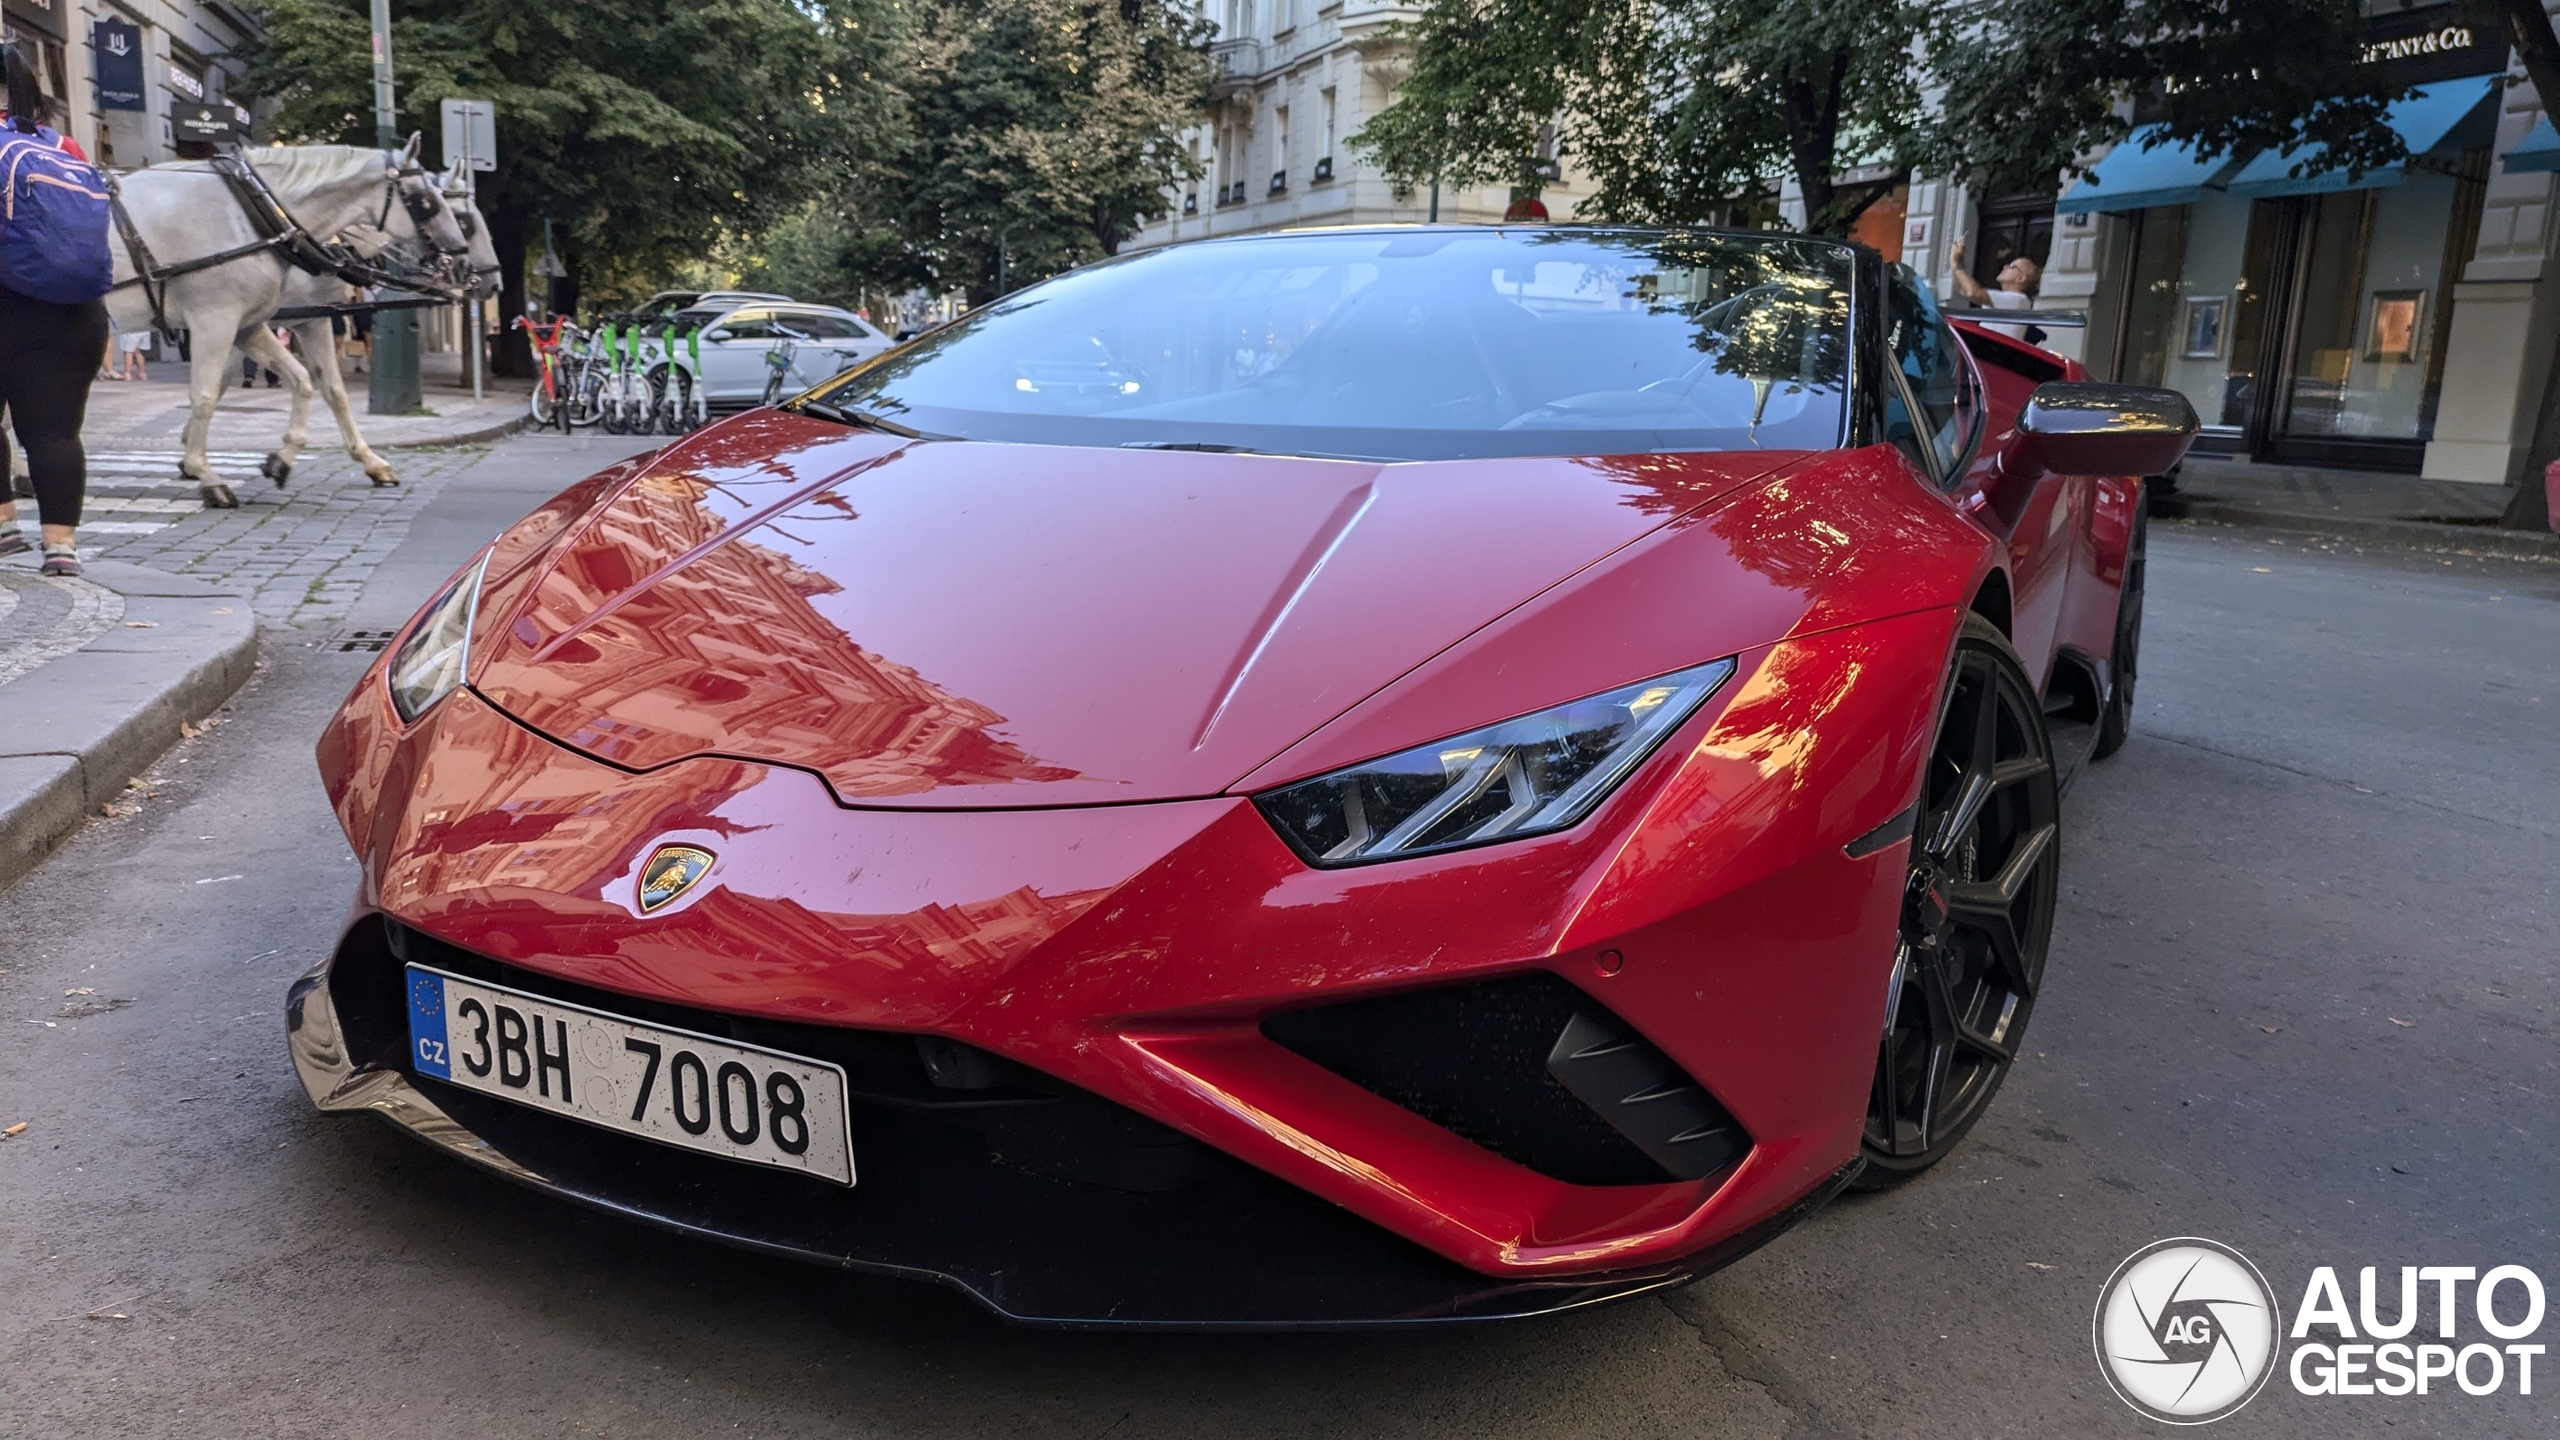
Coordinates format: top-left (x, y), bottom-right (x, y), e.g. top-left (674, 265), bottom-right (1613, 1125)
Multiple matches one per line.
top-left (1263, 972), bottom-right (1748, 1187)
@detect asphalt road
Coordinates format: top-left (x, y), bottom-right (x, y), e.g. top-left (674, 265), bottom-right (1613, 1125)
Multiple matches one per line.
top-left (2, 439), bottom-right (2553, 1438)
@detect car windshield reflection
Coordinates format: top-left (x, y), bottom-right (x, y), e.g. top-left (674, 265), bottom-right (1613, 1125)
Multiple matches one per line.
top-left (802, 228), bottom-right (1854, 461)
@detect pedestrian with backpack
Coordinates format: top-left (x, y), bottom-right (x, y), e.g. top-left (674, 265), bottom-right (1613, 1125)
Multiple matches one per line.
top-left (0, 40), bottom-right (114, 578)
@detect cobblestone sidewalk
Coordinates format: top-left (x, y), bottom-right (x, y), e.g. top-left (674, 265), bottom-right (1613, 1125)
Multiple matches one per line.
top-left (21, 447), bottom-right (484, 630)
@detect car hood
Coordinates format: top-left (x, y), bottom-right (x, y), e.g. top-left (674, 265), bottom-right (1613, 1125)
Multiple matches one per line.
top-left (469, 411), bottom-right (1809, 807)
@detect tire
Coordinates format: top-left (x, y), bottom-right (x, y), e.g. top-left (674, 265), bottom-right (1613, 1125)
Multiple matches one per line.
top-left (568, 367), bottom-right (604, 430)
top-left (529, 378), bottom-right (557, 429)
top-left (2092, 496), bottom-right (2148, 760)
top-left (655, 367), bottom-right (690, 434)
top-left (1856, 613), bottom-right (2061, 1188)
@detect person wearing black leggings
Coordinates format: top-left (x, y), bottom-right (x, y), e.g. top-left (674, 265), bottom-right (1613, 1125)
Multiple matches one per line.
top-left (0, 42), bottom-right (102, 578)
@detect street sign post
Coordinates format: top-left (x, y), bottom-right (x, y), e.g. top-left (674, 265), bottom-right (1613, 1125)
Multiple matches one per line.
top-left (439, 99), bottom-right (495, 172)
top-left (367, 0), bottom-right (421, 416)
top-left (438, 100), bottom-right (496, 400)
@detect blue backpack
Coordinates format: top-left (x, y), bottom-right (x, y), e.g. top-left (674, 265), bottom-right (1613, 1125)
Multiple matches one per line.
top-left (0, 123), bottom-right (113, 305)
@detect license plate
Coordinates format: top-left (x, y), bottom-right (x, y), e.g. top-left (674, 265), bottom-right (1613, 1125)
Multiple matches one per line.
top-left (404, 964), bottom-right (855, 1186)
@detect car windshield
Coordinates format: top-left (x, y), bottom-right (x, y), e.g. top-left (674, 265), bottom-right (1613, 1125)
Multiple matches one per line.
top-left (799, 229), bottom-right (1853, 461)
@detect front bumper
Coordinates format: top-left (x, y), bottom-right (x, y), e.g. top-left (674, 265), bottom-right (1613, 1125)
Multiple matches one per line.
top-left (306, 598), bottom-right (1950, 1325)
top-left (289, 913), bottom-right (1856, 1327)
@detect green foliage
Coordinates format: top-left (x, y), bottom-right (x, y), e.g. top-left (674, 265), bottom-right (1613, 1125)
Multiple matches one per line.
top-left (1929, 0), bottom-right (2411, 190)
top-left (1357, 0), bottom-right (2412, 237)
top-left (855, 0), bottom-right (1215, 302)
top-left (1355, 0), bottom-right (1922, 235)
top-left (240, 0), bottom-right (903, 298)
top-left (665, 203), bottom-right (878, 308)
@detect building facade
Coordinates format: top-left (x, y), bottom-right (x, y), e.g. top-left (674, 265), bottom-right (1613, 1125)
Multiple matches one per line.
top-left (2035, 0), bottom-right (2556, 485)
top-left (4, 0), bottom-right (255, 169)
top-left (1127, 0), bottom-right (1590, 249)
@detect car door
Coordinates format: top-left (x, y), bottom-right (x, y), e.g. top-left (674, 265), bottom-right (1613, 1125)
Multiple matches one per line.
top-left (698, 309), bottom-right (777, 402)
top-left (775, 311), bottom-right (877, 389)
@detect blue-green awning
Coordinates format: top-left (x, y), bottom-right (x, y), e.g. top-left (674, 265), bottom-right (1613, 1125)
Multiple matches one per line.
top-left (2055, 127), bottom-right (2245, 215)
top-left (2505, 115), bottom-right (2560, 174)
top-left (2227, 76), bottom-right (2497, 198)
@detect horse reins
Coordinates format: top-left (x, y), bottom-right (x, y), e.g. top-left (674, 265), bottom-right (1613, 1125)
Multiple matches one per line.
top-left (107, 151), bottom-right (473, 342)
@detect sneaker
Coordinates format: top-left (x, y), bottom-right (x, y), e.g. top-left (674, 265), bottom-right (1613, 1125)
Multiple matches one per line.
top-left (0, 530), bottom-right (31, 559)
top-left (39, 545), bottom-right (79, 578)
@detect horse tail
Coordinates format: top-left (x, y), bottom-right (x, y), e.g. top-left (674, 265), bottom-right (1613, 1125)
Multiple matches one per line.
top-left (3, 39), bottom-right (43, 134)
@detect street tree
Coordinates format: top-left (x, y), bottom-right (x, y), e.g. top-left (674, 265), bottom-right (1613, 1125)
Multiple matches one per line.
top-left (1354, 0), bottom-right (1923, 234)
top-left (1356, 0), bottom-right (2414, 238)
top-left (857, 0), bottom-right (1215, 304)
top-left (241, 0), bottom-right (902, 372)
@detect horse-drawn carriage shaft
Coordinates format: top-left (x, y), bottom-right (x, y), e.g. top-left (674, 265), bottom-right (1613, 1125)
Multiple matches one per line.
top-left (98, 139), bottom-right (493, 508)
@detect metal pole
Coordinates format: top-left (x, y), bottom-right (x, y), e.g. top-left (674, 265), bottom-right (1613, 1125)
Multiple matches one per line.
top-left (1429, 177), bottom-right (1440, 223)
top-left (367, 0), bottom-right (422, 415)
top-left (368, 0), bottom-right (395, 148)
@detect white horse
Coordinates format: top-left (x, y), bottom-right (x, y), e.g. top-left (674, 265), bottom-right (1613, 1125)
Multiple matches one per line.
top-left (104, 140), bottom-right (484, 506)
top-left (235, 178), bottom-right (501, 490)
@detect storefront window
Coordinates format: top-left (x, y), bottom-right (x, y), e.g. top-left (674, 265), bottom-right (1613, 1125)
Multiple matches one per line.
top-left (2273, 166), bottom-right (2479, 443)
top-left (2113, 191), bottom-right (2260, 434)
top-left (2112, 155), bottom-right (2484, 461)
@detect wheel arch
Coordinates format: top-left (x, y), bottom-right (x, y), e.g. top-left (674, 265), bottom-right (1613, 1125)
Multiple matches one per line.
top-left (1968, 568), bottom-right (2013, 638)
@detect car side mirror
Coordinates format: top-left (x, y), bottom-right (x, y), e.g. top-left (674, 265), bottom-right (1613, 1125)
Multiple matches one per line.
top-left (2002, 383), bottom-right (2198, 478)
top-left (705, 328), bottom-right (732, 342)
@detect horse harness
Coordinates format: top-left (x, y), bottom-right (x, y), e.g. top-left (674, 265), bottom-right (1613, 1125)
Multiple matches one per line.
top-left (108, 152), bottom-right (467, 343)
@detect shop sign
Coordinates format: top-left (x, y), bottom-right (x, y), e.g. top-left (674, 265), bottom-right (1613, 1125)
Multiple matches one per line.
top-left (2, 0), bottom-right (64, 41)
top-left (172, 101), bottom-right (234, 144)
top-left (2355, 4), bottom-right (2504, 82)
top-left (92, 19), bottom-right (144, 111)
top-left (2361, 26), bottom-right (2477, 66)
top-left (168, 63), bottom-right (203, 100)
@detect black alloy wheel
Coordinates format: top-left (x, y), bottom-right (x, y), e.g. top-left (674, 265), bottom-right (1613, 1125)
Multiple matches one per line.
top-left (2092, 494), bottom-right (2148, 760)
top-left (1858, 614), bottom-right (2061, 1186)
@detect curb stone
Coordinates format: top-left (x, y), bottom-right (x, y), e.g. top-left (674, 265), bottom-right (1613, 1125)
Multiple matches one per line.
top-left (2160, 500), bottom-right (2560, 561)
top-left (0, 560), bottom-right (257, 894)
top-left (378, 412), bottom-right (527, 450)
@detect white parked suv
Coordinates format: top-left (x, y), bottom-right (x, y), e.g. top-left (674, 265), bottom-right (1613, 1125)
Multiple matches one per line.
top-left (672, 303), bottom-right (900, 409)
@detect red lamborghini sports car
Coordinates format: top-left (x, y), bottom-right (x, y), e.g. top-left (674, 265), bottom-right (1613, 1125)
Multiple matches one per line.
top-left (292, 227), bottom-right (2195, 1327)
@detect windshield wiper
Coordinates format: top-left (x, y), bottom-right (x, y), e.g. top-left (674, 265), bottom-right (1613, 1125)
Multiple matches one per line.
top-left (791, 398), bottom-right (934, 439)
top-left (1119, 439), bottom-right (1397, 463)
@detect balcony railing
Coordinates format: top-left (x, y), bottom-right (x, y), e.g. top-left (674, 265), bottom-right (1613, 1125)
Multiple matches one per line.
top-left (1208, 38), bottom-right (1262, 96)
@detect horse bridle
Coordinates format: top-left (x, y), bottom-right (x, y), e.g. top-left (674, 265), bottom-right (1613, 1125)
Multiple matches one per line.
top-left (108, 149), bottom-right (479, 342)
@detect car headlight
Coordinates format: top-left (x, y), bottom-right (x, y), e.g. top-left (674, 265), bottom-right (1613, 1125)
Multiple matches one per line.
top-left (1256, 659), bottom-right (1736, 866)
top-left (386, 553), bottom-right (490, 723)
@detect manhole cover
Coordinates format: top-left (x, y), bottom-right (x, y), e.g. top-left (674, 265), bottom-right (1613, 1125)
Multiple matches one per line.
top-left (330, 629), bottom-right (399, 653)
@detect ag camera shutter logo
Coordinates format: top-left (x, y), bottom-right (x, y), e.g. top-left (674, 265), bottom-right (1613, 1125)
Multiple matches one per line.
top-left (2094, 1238), bottom-right (2282, 1424)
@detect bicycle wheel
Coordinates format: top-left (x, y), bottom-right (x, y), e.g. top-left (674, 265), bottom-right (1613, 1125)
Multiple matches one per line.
top-left (567, 363), bottom-right (605, 430)
top-left (529, 377), bottom-right (557, 429)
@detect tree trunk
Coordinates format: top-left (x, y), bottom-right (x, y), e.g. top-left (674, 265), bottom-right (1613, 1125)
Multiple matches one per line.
top-left (1779, 51), bottom-right (1851, 236)
top-left (2497, 0), bottom-right (2560, 528)
top-left (490, 202), bottom-right (533, 379)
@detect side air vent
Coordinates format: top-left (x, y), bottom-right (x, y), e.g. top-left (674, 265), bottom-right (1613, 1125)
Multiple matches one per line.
top-left (1262, 971), bottom-right (1749, 1187)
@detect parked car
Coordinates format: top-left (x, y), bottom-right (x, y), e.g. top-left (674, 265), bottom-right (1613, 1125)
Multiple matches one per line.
top-left (299, 226), bottom-right (2195, 1328)
top-left (639, 289), bottom-right (793, 317)
top-left (669, 303), bottom-right (898, 408)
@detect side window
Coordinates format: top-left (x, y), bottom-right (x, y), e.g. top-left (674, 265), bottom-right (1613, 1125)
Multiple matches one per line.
top-left (1885, 267), bottom-right (1972, 479)
top-left (790, 313), bottom-right (861, 340)
top-left (716, 311), bottom-right (776, 340)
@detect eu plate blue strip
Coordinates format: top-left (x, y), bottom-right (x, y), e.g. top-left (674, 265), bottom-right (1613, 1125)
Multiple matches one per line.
top-left (406, 967), bottom-right (451, 1079)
